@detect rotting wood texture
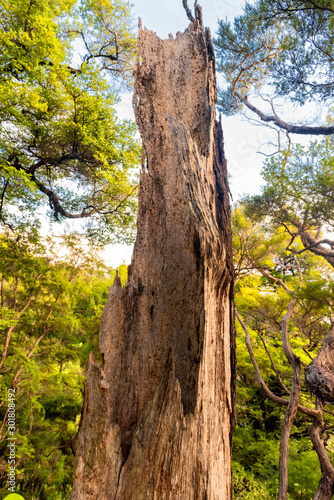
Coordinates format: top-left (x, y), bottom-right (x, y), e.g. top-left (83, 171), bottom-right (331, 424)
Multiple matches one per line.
top-left (71, 9), bottom-right (235, 500)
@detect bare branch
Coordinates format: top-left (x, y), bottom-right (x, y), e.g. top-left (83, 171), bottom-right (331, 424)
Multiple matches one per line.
top-left (233, 90), bottom-right (334, 135)
top-left (294, 256), bottom-right (303, 290)
top-left (281, 299), bottom-right (297, 365)
top-left (235, 308), bottom-right (321, 420)
top-left (279, 298), bottom-right (300, 500)
top-left (309, 399), bottom-right (334, 500)
top-left (182, 0), bottom-right (195, 22)
top-left (258, 333), bottom-right (290, 394)
top-left (299, 231), bottom-right (334, 268)
top-left (256, 265), bottom-right (293, 294)
top-left (7, 159), bottom-right (137, 223)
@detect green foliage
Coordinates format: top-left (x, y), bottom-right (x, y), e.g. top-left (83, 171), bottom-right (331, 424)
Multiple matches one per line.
top-left (0, 230), bottom-right (126, 499)
top-left (232, 204), bottom-right (334, 499)
top-left (214, 2), bottom-right (280, 114)
top-left (0, 0), bottom-right (140, 243)
top-left (246, 133), bottom-right (334, 231)
top-left (215, 0), bottom-right (334, 115)
top-left (232, 462), bottom-right (272, 499)
top-left (0, 2), bottom-right (138, 497)
top-left (233, 432), bottom-right (322, 499)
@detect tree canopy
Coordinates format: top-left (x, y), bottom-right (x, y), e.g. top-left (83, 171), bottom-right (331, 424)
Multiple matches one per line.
top-left (214, 0), bottom-right (334, 135)
top-left (245, 133), bottom-right (334, 269)
top-left (0, 0), bottom-right (141, 243)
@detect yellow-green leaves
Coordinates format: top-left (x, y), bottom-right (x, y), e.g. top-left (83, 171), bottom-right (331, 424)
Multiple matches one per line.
top-left (0, 230), bottom-right (122, 498)
top-left (0, 0), bottom-right (140, 243)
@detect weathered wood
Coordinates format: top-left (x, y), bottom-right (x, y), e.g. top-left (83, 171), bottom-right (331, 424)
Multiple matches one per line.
top-left (71, 11), bottom-right (235, 500)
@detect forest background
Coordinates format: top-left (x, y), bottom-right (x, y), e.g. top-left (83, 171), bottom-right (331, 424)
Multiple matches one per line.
top-left (1, 0), bottom-right (334, 499)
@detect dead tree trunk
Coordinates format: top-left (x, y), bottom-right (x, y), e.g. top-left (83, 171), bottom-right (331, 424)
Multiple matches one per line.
top-left (71, 11), bottom-right (235, 500)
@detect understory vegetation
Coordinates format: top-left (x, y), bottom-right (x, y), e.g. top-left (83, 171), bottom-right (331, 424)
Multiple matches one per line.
top-left (232, 205), bottom-right (334, 499)
top-left (0, 230), bottom-right (127, 498)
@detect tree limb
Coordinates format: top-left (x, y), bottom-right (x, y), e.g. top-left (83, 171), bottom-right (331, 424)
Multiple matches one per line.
top-left (256, 264), bottom-right (293, 294)
top-left (279, 298), bottom-right (300, 500)
top-left (299, 231), bottom-right (334, 268)
top-left (235, 308), bottom-right (321, 420)
top-left (182, 0), bottom-right (195, 22)
top-left (7, 160), bottom-right (137, 222)
top-left (258, 332), bottom-right (290, 394)
top-left (233, 90), bottom-right (334, 136)
top-left (281, 299), bottom-right (297, 365)
top-left (309, 399), bottom-right (334, 500)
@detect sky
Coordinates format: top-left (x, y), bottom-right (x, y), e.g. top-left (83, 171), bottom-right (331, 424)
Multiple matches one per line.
top-left (105, 0), bottom-right (278, 267)
top-left (116, 0), bottom-right (273, 199)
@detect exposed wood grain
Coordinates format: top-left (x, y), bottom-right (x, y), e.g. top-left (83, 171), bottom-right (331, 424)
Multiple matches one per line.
top-left (71, 13), bottom-right (235, 500)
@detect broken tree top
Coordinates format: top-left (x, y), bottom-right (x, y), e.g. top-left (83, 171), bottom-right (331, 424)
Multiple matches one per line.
top-left (71, 11), bottom-right (235, 500)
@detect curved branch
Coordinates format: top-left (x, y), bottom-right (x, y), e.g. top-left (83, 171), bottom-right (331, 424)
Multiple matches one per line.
top-left (281, 299), bottom-right (297, 364)
top-left (31, 174), bottom-right (98, 220)
top-left (258, 333), bottom-right (290, 394)
top-left (249, 256), bottom-right (292, 294)
top-left (233, 90), bottom-right (334, 136)
top-left (309, 400), bottom-right (334, 500)
top-left (279, 299), bottom-right (301, 500)
top-left (182, 0), bottom-right (195, 22)
top-left (8, 161), bottom-right (137, 222)
top-left (259, 266), bottom-right (292, 293)
top-left (235, 308), bottom-right (321, 420)
top-left (299, 231), bottom-right (334, 268)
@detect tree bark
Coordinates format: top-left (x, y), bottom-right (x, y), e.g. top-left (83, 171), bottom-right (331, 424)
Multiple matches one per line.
top-left (278, 300), bottom-right (301, 500)
top-left (71, 12), bottom-right (235, 500)
top-left (309, 400), bottom-right (334, 500)
top-left (305, 326), bottom-right (334, 403)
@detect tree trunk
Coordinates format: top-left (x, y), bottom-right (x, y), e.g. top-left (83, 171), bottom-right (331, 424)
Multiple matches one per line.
top-left (312, 475), bottom-right (334, 500)
top-left (305, 326), bottom-right (334, 403)
top-left (71, 11), bottom-right (235, 500)
top-left (278, 300), bottom-right (302, 500)
top-left (309, 401), bottom-right (334, 500)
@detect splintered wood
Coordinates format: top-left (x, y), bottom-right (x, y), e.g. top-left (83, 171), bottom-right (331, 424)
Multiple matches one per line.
top-left (71, 11), bottom-right (235, 500)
